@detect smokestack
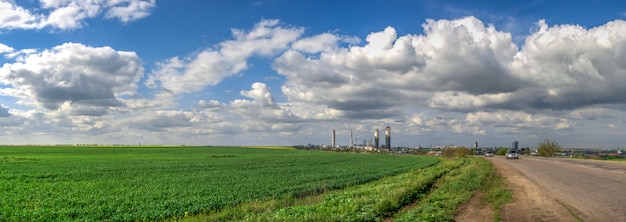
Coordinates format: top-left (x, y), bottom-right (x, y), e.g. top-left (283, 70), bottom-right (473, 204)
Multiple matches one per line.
top-left (385, 126), bottom-right (391, 149)
top-left (374, 128), bottom-right (379, 149)
top-left (350, 129), bottom-right (353, 148)
top-left (332, 129), bottom-right (336, 148)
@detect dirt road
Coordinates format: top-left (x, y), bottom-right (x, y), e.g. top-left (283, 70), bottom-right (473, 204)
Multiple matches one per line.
top-left (485, 156), bottom-right (626, 222)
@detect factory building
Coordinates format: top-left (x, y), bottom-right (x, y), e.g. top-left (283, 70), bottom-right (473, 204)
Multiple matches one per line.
top-left (328, 126), bottom-right (391, 150)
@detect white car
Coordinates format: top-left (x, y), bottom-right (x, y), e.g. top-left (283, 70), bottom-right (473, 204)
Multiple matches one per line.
top-left (484, 151), bottom-right (494, 157)
top-left (505, 150), bottom-right (519, 159)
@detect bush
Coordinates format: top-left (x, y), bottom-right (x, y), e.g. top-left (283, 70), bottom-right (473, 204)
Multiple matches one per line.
top-left (538, 139), bottom-right (561, 157)
top-left (442, 147), bottom-right (471, 158)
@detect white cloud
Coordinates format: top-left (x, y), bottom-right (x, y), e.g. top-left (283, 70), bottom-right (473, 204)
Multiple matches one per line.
top-left (0, 43), bottom-right (144, 114)
top-left (0, 104), bottom-right (10, 117)
top-left (274, 16), bottom-right (626, 122)
top-left (291, 33), bottom-right (359, 54)
top-left (104, 0), bottom-right (155, 23)
top-left (0, 0), bottom-right (155, 30)
top-left (198, 99), bottom-right (224, 109)
top-left (507, 19), bottom-right (626, 109)
top-left (275, 16), bottom-right (520, 119)
top-left (0, 43), bottom-right (13, 54)
top-left (0, 1), bottom-right (42, 30)
top-left (148, 19), bottom-right (304, 94)
top-left (43, 1), bottom-right (98, 29)
top-left (3, 16), bottom-right (626, 147)
top-left (128, 110), bottom-right (193, 131)
top-left (239, 82), bottom-right (275, 107)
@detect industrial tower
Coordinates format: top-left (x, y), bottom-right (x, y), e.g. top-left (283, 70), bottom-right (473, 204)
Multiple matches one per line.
top-left (374, 128), bottom-right (379, 148)
top-left (331, 129), bottom-right (336, 148)
top-left (385, 126), bottom-right (391, 149)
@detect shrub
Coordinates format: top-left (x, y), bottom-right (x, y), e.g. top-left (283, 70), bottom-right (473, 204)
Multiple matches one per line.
top-left (442, 147), bottom-right (471, 158)
top-left (538, 139), bottom-right (561, 157)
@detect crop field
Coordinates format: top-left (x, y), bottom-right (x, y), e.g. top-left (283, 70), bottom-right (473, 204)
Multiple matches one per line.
top-left (0, 146), bottom-right (439, 221)
top-left (190, 157), bottom-right (498, 221)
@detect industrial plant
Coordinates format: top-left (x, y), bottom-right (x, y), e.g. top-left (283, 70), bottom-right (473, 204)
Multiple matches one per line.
top-left (329, 126), bottom-right (392, 152)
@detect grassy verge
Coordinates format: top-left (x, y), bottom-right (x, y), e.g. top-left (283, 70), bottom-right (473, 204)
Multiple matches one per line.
top-left (481, 162), bottom-right (513, 222)
top-left (394, 158), bottom-right (489, 221)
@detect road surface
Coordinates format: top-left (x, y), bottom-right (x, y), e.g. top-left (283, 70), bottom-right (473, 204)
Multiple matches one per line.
top-left (488, 156), bottom-right (626, 222)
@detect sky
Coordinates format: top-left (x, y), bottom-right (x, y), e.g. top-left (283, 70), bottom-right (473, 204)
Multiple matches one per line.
top-left (1, 0), bottom-right (626, 148)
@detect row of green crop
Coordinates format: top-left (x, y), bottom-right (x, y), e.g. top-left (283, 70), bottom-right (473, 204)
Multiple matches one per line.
top-left (184, 157), bottom-right (499, 222)
top-left (0, 146), bottom-right (438, 221)
top-left (184, 158), bottom-right (462, 221)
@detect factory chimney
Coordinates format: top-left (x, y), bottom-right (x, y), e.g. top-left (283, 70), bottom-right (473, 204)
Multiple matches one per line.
top-left (385, 126), bottom-right (391, 149)
top-left (331, 129), bottom-right (336, 148)
top-left (374, 128), bottom-right (379, 148)
top-left (350, 129), bottom-right (353, 148)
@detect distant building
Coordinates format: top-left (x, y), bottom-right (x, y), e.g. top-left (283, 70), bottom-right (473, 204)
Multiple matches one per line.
top-left (512, 141), bottom-right (519, 150)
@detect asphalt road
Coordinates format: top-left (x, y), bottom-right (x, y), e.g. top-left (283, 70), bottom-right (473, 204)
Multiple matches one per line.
top-left (490, 156), bottom-right (626, 221)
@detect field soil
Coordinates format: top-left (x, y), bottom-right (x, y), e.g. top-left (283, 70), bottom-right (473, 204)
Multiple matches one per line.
top-left (455, 157), bottom-right (580, 222)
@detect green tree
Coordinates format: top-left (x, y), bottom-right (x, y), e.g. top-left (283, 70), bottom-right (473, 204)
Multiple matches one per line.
top-left (538, 139), bottom-right (561, 157)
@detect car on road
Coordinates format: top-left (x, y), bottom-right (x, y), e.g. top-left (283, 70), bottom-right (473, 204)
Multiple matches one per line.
top-left (484, 151), bottom-right (494, 157)
top-left (506, 150), bottom-right (519, 159)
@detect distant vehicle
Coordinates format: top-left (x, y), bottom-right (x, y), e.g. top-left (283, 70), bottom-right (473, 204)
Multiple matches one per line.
top-left (485, 151), bottom-right (494, 157)
top-left (531, 151), bottom-right (539, 156)
top-left (506, 150), bottom-right (519, 159)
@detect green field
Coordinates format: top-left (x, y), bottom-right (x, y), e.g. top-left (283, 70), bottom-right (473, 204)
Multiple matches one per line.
top-left (0, 146), bottom-right (439, 221)
top-left (192, 156), bottom-right (505, 221)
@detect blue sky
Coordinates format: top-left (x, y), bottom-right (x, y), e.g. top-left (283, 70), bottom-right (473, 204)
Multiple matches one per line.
top-left (1, 0), bottom-right (626, 148)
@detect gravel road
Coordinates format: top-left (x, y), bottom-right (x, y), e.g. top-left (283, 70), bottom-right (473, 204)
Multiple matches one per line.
top-left (490, 156), bottom-right (626, 221)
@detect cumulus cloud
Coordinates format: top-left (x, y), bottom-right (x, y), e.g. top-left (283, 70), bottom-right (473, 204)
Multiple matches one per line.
top-left (129, 111), bottom-right (193, 131)
top-left (508, 19), bottom-right (626, 109)
top-left (238, 82), bottom-right (275, 107)
top-left (430, 19), bottom-right (626, 111)
top-left (291, 33), bottom-right (360, 54)
top-left (0, 43), bottom-right (14, 54)
top-left (0, 0), bottom-right (155, 30)
top-left (0, 1), bottom-right (41, 30)
top-left (0, 105), bottom-right (10, 117)
top-left (197, 99), bottom-right (224, 109)
top-left (3, 16), bottom-right (626, 147)
top-left (104, 0), bottom-right (156, 23)
top-left (272, 16), bottom-right (626, 123)
top-left (147, 19), bottom-right (304, 95)
top-left (275, 16), bottom-right (521, 119)
top-left (0, 43), bottom-right (144, 115)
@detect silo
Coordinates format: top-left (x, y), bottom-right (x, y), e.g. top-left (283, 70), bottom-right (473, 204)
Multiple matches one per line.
top-left (385, 126), bottom-right (391, 149)
top-left (374, 128), bottom-right (379, 148)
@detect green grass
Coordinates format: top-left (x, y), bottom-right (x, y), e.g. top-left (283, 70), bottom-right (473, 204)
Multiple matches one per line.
top-left (481, 163), bottom-right (513, 222)
top-left (181, 157), bottom-right (469, 221)
top-left (0, 146), bottom-right (437, 221)
top-left (242, 157), bottom-right (452, 221)
top-left (395, 158), bottom-right (493, 221)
